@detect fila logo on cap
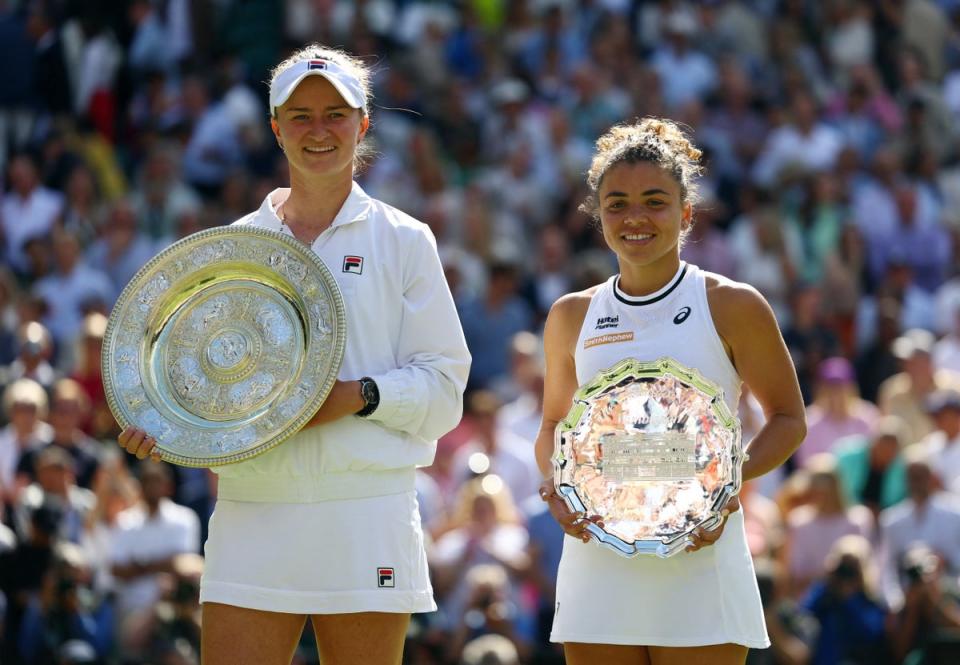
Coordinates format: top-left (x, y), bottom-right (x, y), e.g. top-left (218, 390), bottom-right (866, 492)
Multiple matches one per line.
top-left (378, 567), bottom-right (395, 588)
top-left (308, 60), bottom-right (327, 70)
top-left (343, 255), bottom-right (364, 274)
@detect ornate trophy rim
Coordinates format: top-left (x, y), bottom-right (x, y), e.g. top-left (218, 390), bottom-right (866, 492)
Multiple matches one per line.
top-left (553, 357), bottom-right (745, 557)
top-left (102, 225), bottom-right (347, 467)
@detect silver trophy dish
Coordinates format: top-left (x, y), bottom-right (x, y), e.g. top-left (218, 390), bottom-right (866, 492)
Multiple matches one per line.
top-left (102, 226), bottom-right (346, 467)
top-left (553, 357), bottom-right (745, 558)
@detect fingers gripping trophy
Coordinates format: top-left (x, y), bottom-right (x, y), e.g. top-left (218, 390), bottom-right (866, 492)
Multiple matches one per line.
top-left (533, 118), bottom-right (806, 664)
top-left (104, 44), bottom-right (471, 665)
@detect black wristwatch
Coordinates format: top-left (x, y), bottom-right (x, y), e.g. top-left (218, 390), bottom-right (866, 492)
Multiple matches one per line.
top-left (356, 376), bottom-right (380, 417)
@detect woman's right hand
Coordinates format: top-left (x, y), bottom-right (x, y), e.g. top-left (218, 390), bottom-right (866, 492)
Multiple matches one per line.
top-left (539, 478), bottom-right (603, 543)
top-left (117, 426), bottom-right (161, 461)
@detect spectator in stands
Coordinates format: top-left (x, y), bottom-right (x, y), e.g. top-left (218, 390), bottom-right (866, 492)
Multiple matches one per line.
top-left (16, 379), bottom-right (101, 490)
top-left (649, 9), bottom-right (717, 110)
top-left (883, 329), bottom-right (960, 442)
top-left (447, 564), bottom-right (526, 664)
top-left (31, 230), bottom-right (112, 357)
top-left (14, 446), bottom-right (94, 544)
top-left (431, 476), bottom-right (530, 642)
top-left (459, 260), bottom-right (534, 390)
top-left (0, 500), bottom-right (62, 664)
top-left (1, 321), bottom-right (57, 394)
top-left (888, 542), bottom-right (960, 665)
top-left (752, 92), bottom-right (845, 188)
top-left (18, 543), bottom-right (110, 663)
top-left (879, 449), bottom-right (960, 610)
top-left (130, 144), bottom-right (202, 243)
top-left (782, 283), bottom-right (842, 402)
top-left (798, 356), bottom-right (879, 467)
top-left (917, 388), bottom-right (960, 490)
top-left (783, 454), bottom-right (873, 598)
top-left (85, 200), bottom-right (158, 302)
top-left (67, 313), bottom-right (111, 439)
top-left (802, 534), bottom-right (888, 665)
top-left (0, 378), bottom-right (51, 506)
top-left (833, 415), bottom-right (909, 518)
top-left (496, 331), bottom-right (545, 444)
top-left (179, 75), bottom-right (244, 199)
top-left (746, 557), bottom-right (817, 665)
top-left (1, 153), bottom-right (63, 276)
top-left (855, 297), bottom-right (902, 403)
top-left (451, 391), bottom-right (540, 507)
top-left (109, 461), bottom-right (199, 655)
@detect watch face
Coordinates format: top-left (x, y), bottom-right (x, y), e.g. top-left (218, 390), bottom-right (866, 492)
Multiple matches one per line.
top-left (362, 379), bottom-right (378, 405)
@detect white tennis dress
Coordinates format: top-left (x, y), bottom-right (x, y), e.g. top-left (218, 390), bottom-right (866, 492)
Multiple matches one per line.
top-left (550, 263), bottom-right (770, 648)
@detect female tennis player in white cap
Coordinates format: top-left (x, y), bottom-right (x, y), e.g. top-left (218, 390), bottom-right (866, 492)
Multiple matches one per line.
top-left (118, 44), bottom-right (471, 665)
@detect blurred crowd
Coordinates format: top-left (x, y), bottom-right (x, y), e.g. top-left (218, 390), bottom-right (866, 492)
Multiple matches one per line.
top-left (4, 0), bottom-right (960, 664)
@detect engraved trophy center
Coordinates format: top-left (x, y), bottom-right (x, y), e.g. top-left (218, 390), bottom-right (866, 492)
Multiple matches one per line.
top-left (207, 330), bottom-right (249, 370)
top-left (599, 432), bottom-right (697, 483)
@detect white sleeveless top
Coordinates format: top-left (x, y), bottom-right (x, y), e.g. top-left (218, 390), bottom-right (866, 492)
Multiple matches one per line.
top-left (551, 263), bottom-right (770, 648)
top-left (575, 263), bottom-right (740, 408)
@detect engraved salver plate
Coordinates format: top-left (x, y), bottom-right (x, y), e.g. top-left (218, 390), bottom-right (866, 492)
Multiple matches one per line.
top-left (554, 357), bottom-right (744, 558)
top-left (102, 226), bottom-right (346, 467)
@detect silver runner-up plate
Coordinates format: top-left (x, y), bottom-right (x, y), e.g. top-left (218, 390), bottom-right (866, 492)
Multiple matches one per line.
top-left (554, 357), bottom-right (745, 558)
top-left (102, 226), bottom-right (346, 467)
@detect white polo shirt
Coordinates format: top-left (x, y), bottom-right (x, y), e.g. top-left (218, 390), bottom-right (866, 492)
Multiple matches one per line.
top-left (214, 182), bottom-right (471, 502)
top-left (109, 498), bottom-right (201, 614)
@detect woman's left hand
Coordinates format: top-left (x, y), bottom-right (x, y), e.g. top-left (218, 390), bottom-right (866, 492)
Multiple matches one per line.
top-left (685, 494), bottom-right (740, 553)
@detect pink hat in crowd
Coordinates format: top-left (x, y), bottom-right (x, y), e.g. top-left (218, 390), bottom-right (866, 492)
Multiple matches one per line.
top-left (818, 357), bottom-right (855, 384)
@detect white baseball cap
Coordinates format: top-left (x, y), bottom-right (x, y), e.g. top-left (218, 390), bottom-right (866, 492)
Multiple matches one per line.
top-left (269, 58), bottom-right (367, 115)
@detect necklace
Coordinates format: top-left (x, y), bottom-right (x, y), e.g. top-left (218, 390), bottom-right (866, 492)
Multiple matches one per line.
top-left (275, 200), bottom-right (327, 246)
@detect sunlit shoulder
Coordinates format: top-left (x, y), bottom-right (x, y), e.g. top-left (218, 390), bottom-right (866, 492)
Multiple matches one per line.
top-left (545, 285), bottom-right (606, 347)
top-left (703, 270), bottom-right (776, 322)
top-left (703, 269), bottom-right (784, 369)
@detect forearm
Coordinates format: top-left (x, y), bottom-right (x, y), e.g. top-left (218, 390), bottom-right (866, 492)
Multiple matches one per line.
top-left (741, 413), bottom-right (807, 481)
top-left (112, 556), bottom-right (178, 579)
top-left (535, 424), bottom-right (557, 478)
top-left (304, 380), bottom-right (364, 429)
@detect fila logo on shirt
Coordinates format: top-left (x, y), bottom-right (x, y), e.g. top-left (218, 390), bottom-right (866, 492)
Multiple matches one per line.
top-left (596, 315), bottom-right (619, 330)
top-left (343, 255), bottom-right (364, 274)
top-left (673, 306), bottom-right (691, 325)
top-left (378, 567), bottom-right (395, 588)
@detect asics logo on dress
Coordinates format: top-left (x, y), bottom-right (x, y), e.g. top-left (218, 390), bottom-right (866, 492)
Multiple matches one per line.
top-left (673, 306), bottom-right (691, 325)
top-left (596, 315), bottom-right (619, 329)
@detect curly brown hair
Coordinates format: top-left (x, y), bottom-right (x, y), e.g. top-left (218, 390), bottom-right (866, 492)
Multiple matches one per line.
top-left (580, 117), bottom-right (703, 219)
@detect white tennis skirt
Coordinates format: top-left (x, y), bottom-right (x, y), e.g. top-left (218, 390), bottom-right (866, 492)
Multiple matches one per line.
top-left (550, 511), bottom-right (770, 648)
top-left (200, 490), bottom-right (436, 615)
